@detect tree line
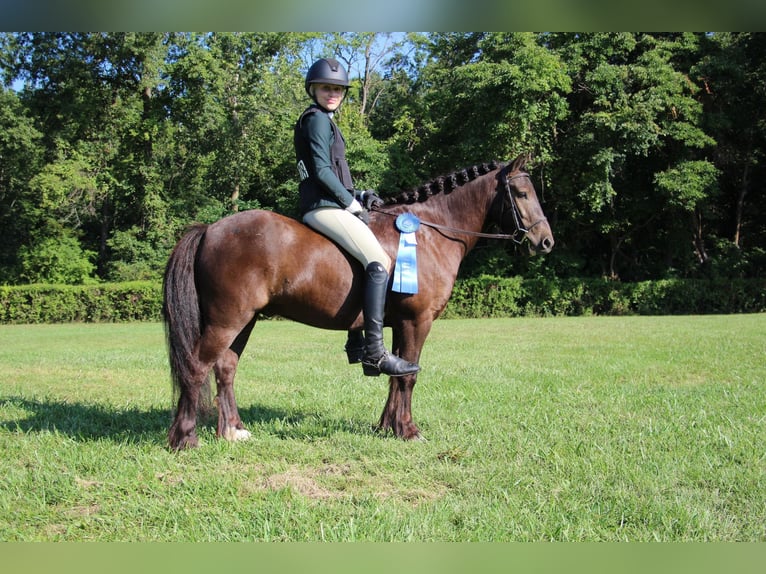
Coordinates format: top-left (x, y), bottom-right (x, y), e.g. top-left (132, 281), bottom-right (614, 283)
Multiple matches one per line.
top-left (0, 32), bottom-right (763, 285)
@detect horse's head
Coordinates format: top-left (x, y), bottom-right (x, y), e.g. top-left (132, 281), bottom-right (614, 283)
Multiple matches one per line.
top-left (495, 154), bottom-right (554, 254)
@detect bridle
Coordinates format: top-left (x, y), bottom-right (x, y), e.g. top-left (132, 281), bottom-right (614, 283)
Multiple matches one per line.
top-left (372, 171), bottom-right (547, 244)
top-left (501, 173), bottom-right (549, 244)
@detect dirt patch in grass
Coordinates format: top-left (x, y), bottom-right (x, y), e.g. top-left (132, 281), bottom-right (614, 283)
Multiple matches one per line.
top-left (242, 462), bottom-right (447, 505)
top-left (264, 466), bottom-right (343, 500)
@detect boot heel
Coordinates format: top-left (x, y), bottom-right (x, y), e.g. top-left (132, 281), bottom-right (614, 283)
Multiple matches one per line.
top-left (362, 363), bottom-right (381, 377)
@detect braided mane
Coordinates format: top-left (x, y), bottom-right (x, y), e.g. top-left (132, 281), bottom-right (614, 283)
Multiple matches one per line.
top-left (386, 161), bottom-right (503, 205)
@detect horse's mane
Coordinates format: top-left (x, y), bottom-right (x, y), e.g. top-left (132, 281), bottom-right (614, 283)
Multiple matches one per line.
top-left (385, 160), bottom-right (503, 205)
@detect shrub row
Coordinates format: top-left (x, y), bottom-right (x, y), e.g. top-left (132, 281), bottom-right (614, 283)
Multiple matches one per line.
top-left (441, 276), bottom-right (766, 318)
top-left (1, 277), bottom-right (764, 324)
top-left (0, 282), bottom-right (162, 324)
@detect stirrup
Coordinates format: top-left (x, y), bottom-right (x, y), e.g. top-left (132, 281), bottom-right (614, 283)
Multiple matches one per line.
top-left (361, 351), bottom-right (420, 377)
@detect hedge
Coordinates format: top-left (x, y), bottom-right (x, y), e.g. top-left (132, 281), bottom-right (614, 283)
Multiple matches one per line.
top-left (1, 277), bottom-right (764, 324)
top-left (440, 276), bottom-right (766, 318)
top-left (0, 282), bottom-right (162, 324)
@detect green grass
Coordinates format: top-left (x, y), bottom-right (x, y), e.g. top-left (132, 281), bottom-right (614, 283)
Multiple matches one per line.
top-left (0, 316), bottom-right (764, 541)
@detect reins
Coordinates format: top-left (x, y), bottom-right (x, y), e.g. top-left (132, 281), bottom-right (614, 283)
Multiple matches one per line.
top-left (372, 172), bottom-right (547, 244)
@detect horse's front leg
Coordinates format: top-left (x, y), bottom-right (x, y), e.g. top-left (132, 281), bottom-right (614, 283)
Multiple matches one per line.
top-left (213, 348), bottom-right (251, 442)
top-left (378, 372), bottom-right (423, 440)
top-left (377, 320), bottom-right (430, 440)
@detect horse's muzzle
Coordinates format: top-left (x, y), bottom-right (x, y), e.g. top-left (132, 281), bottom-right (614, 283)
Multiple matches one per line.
top-left (531, 234), bottom-right (554, 255)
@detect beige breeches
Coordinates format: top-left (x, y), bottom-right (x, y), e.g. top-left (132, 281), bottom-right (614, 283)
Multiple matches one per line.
top-left (303, 207), bottom-right (391, 270)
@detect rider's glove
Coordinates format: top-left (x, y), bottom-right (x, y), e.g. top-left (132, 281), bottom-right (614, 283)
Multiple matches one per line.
top-left (357, 190), bottom-right (384, 210)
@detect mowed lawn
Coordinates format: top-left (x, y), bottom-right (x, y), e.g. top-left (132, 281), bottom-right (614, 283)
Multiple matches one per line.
top-left (0, 315), bottom-right (764, 541)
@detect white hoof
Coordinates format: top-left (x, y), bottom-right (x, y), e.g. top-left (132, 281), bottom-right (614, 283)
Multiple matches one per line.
top-left (223, 427), bottom-right (252, 442)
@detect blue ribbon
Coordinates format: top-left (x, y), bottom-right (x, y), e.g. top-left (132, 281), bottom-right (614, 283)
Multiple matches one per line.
top-left (392, 213), bottom-right (420, 294)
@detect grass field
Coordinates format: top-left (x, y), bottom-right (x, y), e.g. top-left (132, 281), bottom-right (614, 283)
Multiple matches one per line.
top-left (0, 315), bottom-right (764, 541)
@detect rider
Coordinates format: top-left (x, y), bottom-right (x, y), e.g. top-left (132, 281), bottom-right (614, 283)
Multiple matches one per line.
top-left (293, 57), bottom-right (420, 377)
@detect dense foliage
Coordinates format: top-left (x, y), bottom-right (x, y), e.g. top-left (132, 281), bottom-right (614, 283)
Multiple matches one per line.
top-left (1, 32), bottom-right (764, 286)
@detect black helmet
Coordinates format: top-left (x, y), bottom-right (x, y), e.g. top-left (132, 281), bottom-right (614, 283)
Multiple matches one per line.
top-left (305, 58), bottom-right (349, 97)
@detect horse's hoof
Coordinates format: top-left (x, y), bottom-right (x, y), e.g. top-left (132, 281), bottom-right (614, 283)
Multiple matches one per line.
top-left (169, 431), bottom-right (199, 450)
top-left (223, 427), bottom-right (252, 442)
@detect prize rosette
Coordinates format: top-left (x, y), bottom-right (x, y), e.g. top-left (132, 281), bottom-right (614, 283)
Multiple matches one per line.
top-left (395, 213), bottom-right (420, 233)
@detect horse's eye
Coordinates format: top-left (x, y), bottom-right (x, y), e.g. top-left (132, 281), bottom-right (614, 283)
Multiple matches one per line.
top-left (516, 191), bottom-right (528, 199)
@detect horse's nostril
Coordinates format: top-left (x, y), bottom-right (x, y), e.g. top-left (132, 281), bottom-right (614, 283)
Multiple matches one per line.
top-left (542, 236), bottom-right (554, 251)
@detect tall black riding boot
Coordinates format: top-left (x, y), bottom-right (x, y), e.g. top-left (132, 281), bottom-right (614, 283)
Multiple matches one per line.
top-left (361, 262), bottom-right (421, 377)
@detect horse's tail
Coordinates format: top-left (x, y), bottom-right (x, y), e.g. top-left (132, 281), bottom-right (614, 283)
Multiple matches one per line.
top-left (162, 224), bottom-right (211, 410)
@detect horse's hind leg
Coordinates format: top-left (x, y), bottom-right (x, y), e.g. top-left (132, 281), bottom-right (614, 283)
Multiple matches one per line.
top-left (168, 360), bottom-right (211, 450)
top-left (168, 323), bottom-right (248, 449)
top-left (214, 317), bottom-right (256, 442)
top-left (214, 351), bottom-right (251, 441)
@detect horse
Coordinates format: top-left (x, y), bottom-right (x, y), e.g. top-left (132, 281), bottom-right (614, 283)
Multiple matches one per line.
top-left (163, 153), bottom-right (553, 449)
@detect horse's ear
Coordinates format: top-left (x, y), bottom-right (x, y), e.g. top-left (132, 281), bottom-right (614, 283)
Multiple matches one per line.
top-left (510, 153), bottom-right (531, 172)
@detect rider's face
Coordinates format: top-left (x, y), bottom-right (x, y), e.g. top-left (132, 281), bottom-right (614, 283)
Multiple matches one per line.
top-left (313, 83), bottom-right (345, 111)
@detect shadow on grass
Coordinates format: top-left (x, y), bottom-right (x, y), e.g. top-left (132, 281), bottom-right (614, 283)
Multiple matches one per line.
top-left (1, 396), bottom-right (377, 445)
top-left (1, 396), bottom-right (172, 445)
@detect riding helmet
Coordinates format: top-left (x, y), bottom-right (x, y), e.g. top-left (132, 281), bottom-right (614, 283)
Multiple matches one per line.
top-left (305, 58), bottom-right (350, 97)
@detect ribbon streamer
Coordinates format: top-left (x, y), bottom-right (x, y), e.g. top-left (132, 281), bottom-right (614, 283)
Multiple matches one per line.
top-left (392, 213), bottom-right (420, 294)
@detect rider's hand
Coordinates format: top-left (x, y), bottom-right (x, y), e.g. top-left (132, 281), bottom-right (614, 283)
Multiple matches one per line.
top-left (358, 190), bottom-right (384, 210)
top-left (345, 198), bottom-right (364, 215)
top-left (345, 199), bottom-right (370, 225)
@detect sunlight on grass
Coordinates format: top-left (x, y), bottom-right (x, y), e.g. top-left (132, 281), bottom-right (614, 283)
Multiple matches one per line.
top-left (1, 316), bottom-right (764, 541)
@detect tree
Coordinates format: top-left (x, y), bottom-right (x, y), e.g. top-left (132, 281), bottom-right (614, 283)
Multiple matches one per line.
top-left (162, 33), bottom-right (306, 217)
top-left (328, 33), bottom-right (407, 123)
top-left (1, 32), bottom-right (764, 287)
top-left (382, 32), bottom-right (571, 278)
top-left (548, 33), bottom-right (717, 279)
top-left (693, 32), bottom-right (766, 277)
top-left (0, 86), bottom-right (44, 282)
top-left (3, 33), bottom-right (174, 281)
top-left (405, 33), bottom-right (571, 177)
top-left (2, 33), bottom-right (305, 282)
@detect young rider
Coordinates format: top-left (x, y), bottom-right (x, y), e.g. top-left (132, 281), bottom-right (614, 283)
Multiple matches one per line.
top-left (293, 57), bottom-right (420, 377)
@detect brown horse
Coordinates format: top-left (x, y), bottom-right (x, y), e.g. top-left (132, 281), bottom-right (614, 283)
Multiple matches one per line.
top-left (163, 154), bottom-right (553, 449)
